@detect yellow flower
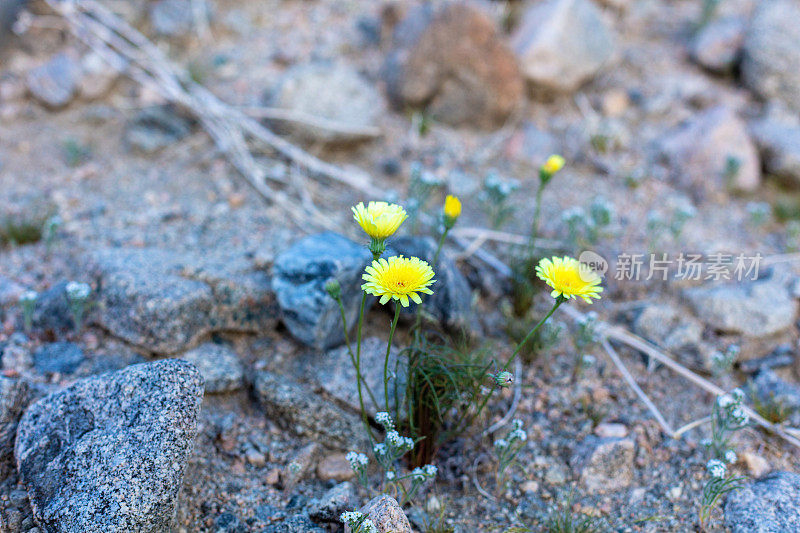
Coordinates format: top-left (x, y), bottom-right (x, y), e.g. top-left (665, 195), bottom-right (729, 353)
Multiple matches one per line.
top-left (535, 256), bottom-right (603, 303)
top-left (362, 255), bottom-right (436, 307)
top-left (444, 195), bottom-right (462, 220)
top-left (542, 154), bottom-right (565, 175)
top-left (352, 201), bottom-right (408, 241)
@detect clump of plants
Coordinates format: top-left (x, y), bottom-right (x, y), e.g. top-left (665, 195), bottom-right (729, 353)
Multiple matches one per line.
top-left (698, 389), bottom-right (748, 529)
top-left (329, 185), bottom-right (604, 509)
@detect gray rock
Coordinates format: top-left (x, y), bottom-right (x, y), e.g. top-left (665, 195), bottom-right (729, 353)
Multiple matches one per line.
top-left (89, 247), bottom-right (277, 354)
top-left (149, 0), bottom-right (194, 37)
top-left (739, 345), bottom-right (795, 374)
top-left (345, 495), bottom-right (411, 533)
top-left (307, 482), bottom-right (357, 523)
top-left (272, 232), bottom-right (371, 350)
top-left (684, 274), bottom-right (797, 338)
top-left (741, 0), bottom-right (800, 113)
top-left (389, 236), bottom-right (473, 331)
top-left (633, 304), bottom-right (704, 366)
top-left (124, 106), bottom-right (192, 154)
top-left (724, 472), bottom-right (800, 533)
top-left (266, 514), bottom-right (325, 533)
top-left (690, 16), bottom-right (745, 73)
top-left (507, 123), bottom-right (561, 165)
top-left (0, 275), bottom-right (24, 307)
top-left (383, 1), bottom-right (523, 128)
top-left (253, 370), bottom-right (364, 450)
top-left (180, 342), bottom-right (243, 394)
top-left (0, 377), bottom-right (29, 478)
top-left (1, 333), bottom-right (33, 373)
top-left (27, 53), bottom-right (80, 108)
top-left (659, 106), bottom-right (760, 196)
top-left (751, 369), bottom-right (800, 426)
top-left (32, 342), bottom-right (85, 375)
top-left (294, 337), bottom-right (403, 415)
top-left (511, 0), bottom-right (615, 91)
top-left (0, 0), bottom-right (26, 46)
top-left (32, 281), bottom-right (76, 332)
top-left (15, 359), bottom-right (203, 533)
top-left (268, 63), bottom-right (383, 144)
top-left (573, 436), bottom-right (635, 494)
top-left (750, 119), bottom-right (800, 188)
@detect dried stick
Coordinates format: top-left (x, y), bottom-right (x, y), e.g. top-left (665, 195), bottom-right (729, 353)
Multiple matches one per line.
top-left (601, 337), bottom-right (675, 436)
top-left (242, 106), bottom-right (381, 139)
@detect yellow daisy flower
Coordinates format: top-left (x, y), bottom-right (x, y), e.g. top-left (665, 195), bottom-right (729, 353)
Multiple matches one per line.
top-left (351, 201), bottom-right (408, 241)
top-left (362, 255), bottom-right (436, 307)
top-left (535, 256), bottom-right (603, 303)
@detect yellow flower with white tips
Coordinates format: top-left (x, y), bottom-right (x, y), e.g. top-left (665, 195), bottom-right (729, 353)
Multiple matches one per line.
top-left (535, 256), bottom-right (603, 303)
top-left (362, 255), bottom-right (436, 307)
top-left (352, 201), bottom-right (408, 241)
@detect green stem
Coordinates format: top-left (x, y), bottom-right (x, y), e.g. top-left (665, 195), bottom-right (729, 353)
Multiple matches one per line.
top-left (530, 185), bottom-right (544, 253)
top-left (337, 295), bottom-right (378, 407)
top-left (502, 297), bottom-right (564, 373)
top-left (355, 291), bottom-right (375, 441)
top-left (433, 227), bottom-right (449, 267)
top-left (384, 304), bottom-right (402, 412)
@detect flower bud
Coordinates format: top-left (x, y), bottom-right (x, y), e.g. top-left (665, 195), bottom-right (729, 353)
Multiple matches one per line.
top-left (325, 279), bottom-right (341, 299)
top-left (443, 195), bottom-right (461, 229)
top-left (540, 154), bottom-right (565, 185)
top-left (494, 371), bottom-right (513, 388)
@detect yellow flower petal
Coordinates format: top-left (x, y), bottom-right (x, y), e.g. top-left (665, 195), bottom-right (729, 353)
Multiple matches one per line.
top-left (352, 201), bottom-right (408, 240)
top-left (361, 255), bottom-right (436, 307)
top-left (536, 256), bottom-right (603, 303)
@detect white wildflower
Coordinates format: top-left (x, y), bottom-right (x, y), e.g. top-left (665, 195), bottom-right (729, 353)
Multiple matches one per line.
top-left (494, 438), bottom-right (508, 449)
top-left (346, 451), bottom-right (368, 470)
top-left (385, 470), bottom-right (396, 481)
top-left (65, 281), bottom-right (91, 300)
top-left (510, 429), bottom-right (527, 442)
top-left (20, 290), bottom-right (37, 304)
top-left (707, 459), bottom-right (727, 479)
top-left (717, 394), bottom-right (734, 408)
top-left (423, 464), bottom-right (437, 478)
top-left (375, 412), bottom-right (393, 428)
top-left (411, 467), bottom-right (425, 482)
top-left (725, 450), bottom-right (737, 464)
top-left (373, 443), bottom-right (387, 456)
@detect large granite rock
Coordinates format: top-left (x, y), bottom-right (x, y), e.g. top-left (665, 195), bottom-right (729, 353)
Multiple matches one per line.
top-left (89, 248), bottom-right (277, 354)
top-left (724, 472), bottom-right (800, 533)
top-left (750, 118), bottom-right (800, 189)
top-left (659, 106), bottom-right (760, 196)
top-left (180, 342), bottom-right (244, 394)
top-left (382, 1), bottom-right (523, 128)
top-left (272, 232), bottom-right (371, 350)
top-left (254, 370), bottom-right (364, 450)
top-left (15, 359), bottom-right (203, 532)
top-left (741, 0), bottom-right (800, 113)
top-left (0, 377), bottom-right (29, 478)
top-left (344, 495), bottom-right (412, 533)
top-left (267, 62), bottom-right (383, 144)
top-left (511, 0), bottom-right (615, 91)
top-left (684, 273), bottom-right (797, 338)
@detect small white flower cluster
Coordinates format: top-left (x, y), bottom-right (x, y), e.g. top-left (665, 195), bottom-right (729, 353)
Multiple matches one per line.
top-left (346, 451), bottom-right (368, 472)
top-left (385, 430), bottom-right (414, 450)
top-left (717, 389), bottom-right (749, 427)
top-left (340, 511), bottom-right (377, 533)
top-left (484, 173), bottom-right (519, 199)
top-left (707, 459), bottom-right (727, 479)
top-left (65, 281), bottom-right (91, 301)
top-left (375, 411), bottom-right (394, 430)
top-left (410, 464), bottom-right (438, 482)
top-left (493, 438), bottom-right (508, 449)
top-left (711, 345), bottom-right (739, 375)
top-left (724, 450), bottom-right (737, 464)
top-left (19, 290), bottom-right (38, 304)
top-left (508, 419), bottom-right (527, 443)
